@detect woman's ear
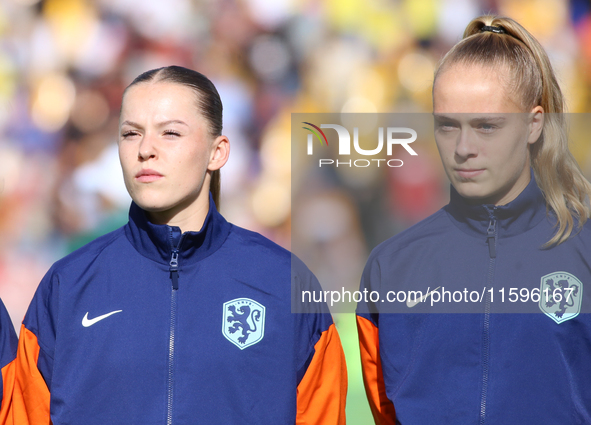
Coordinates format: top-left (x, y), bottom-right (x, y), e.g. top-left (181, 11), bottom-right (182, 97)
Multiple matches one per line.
top-left (528, 105), bottom-right (544, 145)
top-left (208, 135), bottom-right (230, 171)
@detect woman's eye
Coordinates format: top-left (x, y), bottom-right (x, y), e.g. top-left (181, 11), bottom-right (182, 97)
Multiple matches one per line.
top-left (478, 123), bottom-right (496, 132)
top-left (437, 122), bottom-right (457, 131)
top-left (163, 130), bottom-right (181, 137)
top-left (121, 131), bottom-right (138, 138)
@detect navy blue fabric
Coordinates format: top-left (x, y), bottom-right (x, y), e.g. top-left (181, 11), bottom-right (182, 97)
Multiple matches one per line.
top-left (24, 195), bottom-right (332, 424)
top-left (357, 174), bottom-right (591, 424)
top-left (0, 298), bottom-right (17, 403)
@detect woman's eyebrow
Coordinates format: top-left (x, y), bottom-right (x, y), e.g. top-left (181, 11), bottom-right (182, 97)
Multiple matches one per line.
top-left (433, 114), bottom-right (458, 122)
top-left (156, 120), bottom-right (189, 128)
top-left (120, 120), bottom-right (141, 128)
top-left (469, 116), bottom-right (507, 125)
top-left (120, 120), bottom-right (189, 128)
top-left (433, 114), bottom-right (507, 123)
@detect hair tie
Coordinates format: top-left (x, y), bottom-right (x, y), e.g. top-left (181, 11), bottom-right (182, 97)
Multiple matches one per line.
top-left (481, 25), bottom-right (505, 34)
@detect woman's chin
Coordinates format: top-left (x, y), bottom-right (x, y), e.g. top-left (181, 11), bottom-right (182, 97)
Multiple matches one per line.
top-left (132, 197), bottom-right (172, 213)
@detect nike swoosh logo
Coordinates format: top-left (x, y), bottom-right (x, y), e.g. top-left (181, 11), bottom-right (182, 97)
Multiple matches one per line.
top-left (406, 287), bottom-right (441, 308)
top-left (82, 310), bottom-right (123, 327)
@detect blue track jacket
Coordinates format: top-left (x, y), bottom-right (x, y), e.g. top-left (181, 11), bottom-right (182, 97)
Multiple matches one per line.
top-left (357, 175), bottom-right (591, 424)
top-left (13, 197), bottom-right (347, 424)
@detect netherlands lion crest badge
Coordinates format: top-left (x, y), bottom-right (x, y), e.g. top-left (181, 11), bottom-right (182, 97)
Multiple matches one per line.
top-left (539, 272), bottom-right (583, 324)
top-left (222, 298), bottom-right (266, 349)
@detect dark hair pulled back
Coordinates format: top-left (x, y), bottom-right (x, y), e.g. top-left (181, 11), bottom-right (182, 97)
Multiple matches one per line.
top-left (124, 65), bottom-right (223, 210)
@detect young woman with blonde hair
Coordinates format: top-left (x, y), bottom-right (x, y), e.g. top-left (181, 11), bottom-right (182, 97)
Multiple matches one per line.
top-left (357, 16), bottom-right (591, 424)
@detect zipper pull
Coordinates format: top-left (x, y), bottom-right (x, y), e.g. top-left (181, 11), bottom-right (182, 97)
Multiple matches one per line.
top-left (170, 249), bottom-right (179, 290)
top-left (486, 216), bottom-right (496, 258)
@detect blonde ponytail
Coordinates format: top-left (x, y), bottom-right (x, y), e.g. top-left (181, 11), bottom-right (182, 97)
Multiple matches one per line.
top-left (435, 15), bottom-right (591, 246)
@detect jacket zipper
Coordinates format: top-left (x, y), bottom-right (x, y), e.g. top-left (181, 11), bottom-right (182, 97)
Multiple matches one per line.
top-left (167, 231), bottom-right (182, 425)
top-left (480, 207), bottom-right (497, 425)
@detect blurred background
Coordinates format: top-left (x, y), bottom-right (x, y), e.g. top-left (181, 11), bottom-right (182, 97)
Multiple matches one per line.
top-left (1, 0), bottom-right (591, 422)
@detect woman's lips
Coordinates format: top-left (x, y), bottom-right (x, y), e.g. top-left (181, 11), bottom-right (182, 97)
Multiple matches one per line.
top-left (455, 168), bottom-right (484, 179)
top-left (135, 169), bottom-right (163, 183)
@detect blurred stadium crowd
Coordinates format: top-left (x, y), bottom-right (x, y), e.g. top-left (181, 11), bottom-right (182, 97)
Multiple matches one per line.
top-left (1, 0), bottom-right (590, 421)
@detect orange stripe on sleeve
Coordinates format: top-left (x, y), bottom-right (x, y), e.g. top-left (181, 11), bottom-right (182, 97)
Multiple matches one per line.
top-left (357, 315), bottom-right (396, 425)
top-left (296, 323), bottom-right (347, 425)
top-left (0, 358), bottom-right (16, 425)
top-left (10, 325), bottom-right (51, 425)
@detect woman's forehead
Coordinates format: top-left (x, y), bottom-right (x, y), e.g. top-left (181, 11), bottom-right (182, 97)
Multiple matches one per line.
top-left (433, 63), bottom-right (523, 114)
top-left (123, 80), bottom-right (198, 102)
top-left (120, 81), bottom-right (201, 120)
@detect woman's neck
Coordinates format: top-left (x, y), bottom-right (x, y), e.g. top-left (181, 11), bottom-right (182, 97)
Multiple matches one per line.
top-left (146, 194), bottom-right (210, 233)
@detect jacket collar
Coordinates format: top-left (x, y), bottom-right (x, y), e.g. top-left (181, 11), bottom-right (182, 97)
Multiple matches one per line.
top-left (444, 170), bottom-right (548, 238)
top-left (124, 193), bottom-right (232, 265)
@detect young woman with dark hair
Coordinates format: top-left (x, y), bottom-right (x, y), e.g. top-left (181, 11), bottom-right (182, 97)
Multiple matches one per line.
top-left (12, 66), bottom-right (347, 424)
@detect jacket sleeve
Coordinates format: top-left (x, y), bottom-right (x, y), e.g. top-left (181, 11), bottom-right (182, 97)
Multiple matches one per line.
top-left (296, 321), bottom-right (347, 424)
top-left (356, 253), bottom-right (396, 425)
top-left (292, 255), bottom-right (347, 424)
top-left (0, 298), bottom-right (18, 425)
top-left (11, 268), bottom-right (58, 425)
top-left (357, 314), bottom-right (396, 424)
